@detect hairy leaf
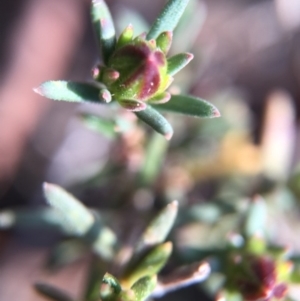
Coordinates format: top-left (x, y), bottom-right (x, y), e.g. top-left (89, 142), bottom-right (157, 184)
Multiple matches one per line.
top-left (156, 31), bottom-right (173, 55)
top-left (91, 0), bottom-right (116, 63)
top-left (167, 53), bottom-right (193, 76)
top-left (139, 132), bottom-right (169, 185)
top-left (122, 242), bottom-right (173, 288)
top-left (147, 0), bottom-right (190, 40)
top-left (34, 81), bottom-right (101, 103)
top-left (43, 183), bottom-right (94, 236)
top-left (131, 276), bottom-right (157, 301)
top-left (153, 94), bottom-right (220, 118)
top-left (136, 201), bottom-right (178, 251)
top-left (81, 114), bottom-right (117, 138)
top-left (135, 106), bottom-right (173, 140)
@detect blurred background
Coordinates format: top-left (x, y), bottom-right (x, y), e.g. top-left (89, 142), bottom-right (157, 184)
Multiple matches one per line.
top-left (1, 0), bottom-right (300, 300)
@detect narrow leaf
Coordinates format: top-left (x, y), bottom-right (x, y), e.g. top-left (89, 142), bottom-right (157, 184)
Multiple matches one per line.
top-left (153, 262), bottom-right (210, 297)
top-left (35, 283), bottom-right (75, 301)
top-left (244, 195), bottom-right (267, 238)
top-left (91, 0), bottom-right (116, 63)
top-left (135, 105), bottom-right (173, 140)
top-left (131, 276), bottom-right (157, 301)
top-left (80, 114), bottom-right (117, 138)
top-left (84, 257), bottom-right (106, 301)
top-left (147, 0), bottom-right (190, 40)
top-left (47, 239), bottom-right (87, 270)
top-left (156, 31), bottom-right (173, 55)
top-left (167, 53), bottom-right (193, 76)
top-left (153, 94), bottom-right (221, 118)
top-left (171, 0), bottom-right (206, 53)
top-left (117, 24), bottom-right (134, 48)
top-left (43, 183), bottom-right (94, 236)
top-left (121, 242), bottom-right (173, 288)
top-left (136, 201), bottom-right (178, 251)
top-left (91, 224), bottom-right (116, 259)
top-left (34, 81), bottom-right (101, 103)
top-left (139, 132), bottom-right (169, 185)
top-left (0, 208), bottom-right (72, 233)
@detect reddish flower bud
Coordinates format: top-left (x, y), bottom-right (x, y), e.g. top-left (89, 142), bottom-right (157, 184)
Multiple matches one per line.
top-left (95, 26), bottom-right (176, 111)
top-left (228, 255), bottom-right (289, 301)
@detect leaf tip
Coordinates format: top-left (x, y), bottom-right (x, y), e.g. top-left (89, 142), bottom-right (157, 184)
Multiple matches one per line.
top-left (168, 200), bottom-right (178, 210)
top-left (212, 107), bottom-right (221, 118)
top-left (33, 86), bottom-right (43, 96)
top-left (186, 52), bottom-right (194, 62)
top-left (100, 89), bottom-right (112, 103)
top-left (195, 261), bottom-right (211, 278)
top-left (164, 131), bottom-right (173, 140)
top-left (163, 241), bottom-right (173, 253)
top-left (91, 66), bottom-right (100, 79)
top-left (43, 182), bottom-right (51, 191)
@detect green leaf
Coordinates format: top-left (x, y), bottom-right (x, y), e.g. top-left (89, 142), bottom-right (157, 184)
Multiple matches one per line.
top-left (156, 31), bottom-right (173, 55)
top-left (147, 0), bottom-right (190, 40)
top-left (171, 0), bottom-right (206, 53)
top-left (84, 258), bottom-right (106, 301)
top-left (167, 53), bottom-right (193, 76)
top-left (0, 208), bottom-right (72, 233)
top-left (139, 132), bottom-right (169, 185)
top-left (135, 105), bottom-right (173, 140)
top-left (91, 0), bottom-right (116, 63)
top-left (117, 24), bottom-right (134, 48)
top-left (81, 114), bottom-right (117, 138)
top-left (122, 242), bottom-right (173, 288)
top-left (136, 201), bottom-right (178, 252)
top-left (43, 183), bottom-right (94, 236)
top-left (131, 276), bottom-right (157, 301)
top-left (244, 195), bottom-right (267, 238)
top-left (153, 94), bottom-right (220, 118)
top-left (90, 221), bottom-right (116, 259)
top-left (34, 81), bottom-right (101, 103)
top-left (35, 283), bottom-right (75, 301)
top-left (47, 239), bottom-right (87, 270)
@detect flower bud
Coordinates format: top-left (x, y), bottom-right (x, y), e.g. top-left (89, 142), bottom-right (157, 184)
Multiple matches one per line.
top-left (228, 255), bottom-right (290, 301)
top-left (99, 31), bottom-right (173, 108)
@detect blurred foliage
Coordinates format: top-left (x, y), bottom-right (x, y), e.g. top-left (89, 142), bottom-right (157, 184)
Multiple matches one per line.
top-left (2, 0), bottom-right (300, 301)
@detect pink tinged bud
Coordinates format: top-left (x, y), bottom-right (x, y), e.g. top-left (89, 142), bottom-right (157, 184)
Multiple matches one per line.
top-left (156, 31), bottom-right (173, 54)
top-left (102, 68), bottom-right (120, 84)
top-left (119, 99), bottom-right (147, 112)
top-left (92, 65), bottom-right (101, 80)
top-left (238, 256), bottom-right (289, 301)
top-left (148, 39), bottom-right (157, 49)
top-left (99, 88), bottom-right (112, 103)
top-left (273, 283), bottom-right (288, 299)
top-left (107, 40), bottom-right (168, 102)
